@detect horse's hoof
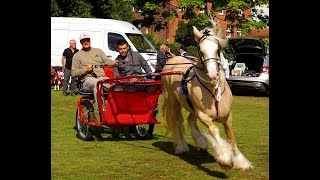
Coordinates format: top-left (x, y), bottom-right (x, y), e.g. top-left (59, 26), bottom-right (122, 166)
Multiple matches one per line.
top-left (219, 163), bottom-right (233, 170)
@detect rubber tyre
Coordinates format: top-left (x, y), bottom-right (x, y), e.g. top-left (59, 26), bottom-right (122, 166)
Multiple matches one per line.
top-left (75, 99), bottom-right (94, 141)
top-left (133, 124), bottom-right (154, 140)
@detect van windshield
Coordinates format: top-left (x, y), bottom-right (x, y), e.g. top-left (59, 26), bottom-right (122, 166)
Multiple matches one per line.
top-left (126, 33), bottom-right (157, 53)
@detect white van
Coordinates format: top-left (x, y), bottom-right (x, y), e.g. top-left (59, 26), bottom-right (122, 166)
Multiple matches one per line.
top-left (51, 17), bottom-right (158, 72)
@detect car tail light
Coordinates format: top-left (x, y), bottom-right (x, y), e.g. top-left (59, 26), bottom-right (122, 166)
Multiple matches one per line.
top-left (262, 66), bottom-right (269, 74)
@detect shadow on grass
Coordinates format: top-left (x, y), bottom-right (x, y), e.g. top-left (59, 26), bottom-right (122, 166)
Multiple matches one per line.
top-left (152, 141), bottom-right (228, 179)
top-left (74, 126), bottom-right (163, 142)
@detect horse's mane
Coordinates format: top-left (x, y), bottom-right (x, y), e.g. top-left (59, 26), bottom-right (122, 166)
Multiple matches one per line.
top-left (209, 16), bottom-right (223, 38)
top-left (196, 16), bottom-right (228, 49)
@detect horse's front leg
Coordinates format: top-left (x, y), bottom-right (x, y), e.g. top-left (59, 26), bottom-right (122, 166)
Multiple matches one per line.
top-left (198, 111), bottom-right (233, 169)
top-left (187, 112), bottom-right (208, 151)
top-left (222, 112), bottom-right (253, 171)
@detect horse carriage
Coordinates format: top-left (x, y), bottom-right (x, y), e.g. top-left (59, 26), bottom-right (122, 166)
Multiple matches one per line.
top-left (75, 69), bottom-right (180, 141)
top-left (75, 17), bottom-right (253, 171)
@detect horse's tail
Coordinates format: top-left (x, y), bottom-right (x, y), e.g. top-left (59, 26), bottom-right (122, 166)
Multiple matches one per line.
top-left (161, 88), bottom-right (184, 140)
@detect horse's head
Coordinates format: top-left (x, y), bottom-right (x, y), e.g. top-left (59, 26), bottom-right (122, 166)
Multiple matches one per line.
top-left (193, 19), bottom-right (227, 83)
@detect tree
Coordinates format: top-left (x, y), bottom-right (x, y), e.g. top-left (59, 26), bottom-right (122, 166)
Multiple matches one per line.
top-left (51, 0), bottom-right (269, 47)
top-left (134, 0), bottom-right (268, 45)
top-left (175, 15), bottom-right (211, 47)
top-left (51, 0), bottom-right (63, 16)
top-left (51, 0), bottom-right (135, 22)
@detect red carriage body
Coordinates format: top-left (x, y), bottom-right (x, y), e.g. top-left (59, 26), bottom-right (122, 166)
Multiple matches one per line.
top-left (75, 68), bottom-right (181, 140)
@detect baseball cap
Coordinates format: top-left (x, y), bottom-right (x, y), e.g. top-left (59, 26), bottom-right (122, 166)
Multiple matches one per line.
top-left (79, 32), bottom-right (90, 40)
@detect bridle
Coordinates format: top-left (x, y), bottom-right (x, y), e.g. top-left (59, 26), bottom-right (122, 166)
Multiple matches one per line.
top-left (196, 29), bottom-right (223, 72)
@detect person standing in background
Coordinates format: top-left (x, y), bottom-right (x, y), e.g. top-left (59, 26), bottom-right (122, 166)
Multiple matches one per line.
top-left (155, 44), bottom-right (176, 73)
top-left (164, 44), bottom-right (176, 58)
top-left (221, 51), bottom-right (230, 79)
top-left (179, 46), bottom-right (189, 57)
top-left (61, 39), bottom-right (79, 96)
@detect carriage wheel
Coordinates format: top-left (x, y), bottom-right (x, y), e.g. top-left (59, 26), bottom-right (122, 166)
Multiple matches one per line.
top-left (75, 99), bottom-right (94, 141)
top-left (133, 124), bottom-right (154, 140)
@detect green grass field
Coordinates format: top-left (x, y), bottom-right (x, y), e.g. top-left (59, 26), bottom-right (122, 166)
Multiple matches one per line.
top-left (51, 90), bottom-right (269, 180)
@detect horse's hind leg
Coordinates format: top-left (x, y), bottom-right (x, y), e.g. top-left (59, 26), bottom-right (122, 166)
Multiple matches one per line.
top-left (187, 112), bottom-right (208, 151)
top-left (174, 110), bottom-right (189, 154)
top-left (162, 94), bottom-right (189, 154)
top-left (223, 112), bottom-right (253, 171)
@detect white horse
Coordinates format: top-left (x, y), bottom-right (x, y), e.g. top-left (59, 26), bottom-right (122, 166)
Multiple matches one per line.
top-left (160, 19), bottom-right (253, 171)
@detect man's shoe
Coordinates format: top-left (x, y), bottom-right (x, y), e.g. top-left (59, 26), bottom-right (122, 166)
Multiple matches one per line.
top-left (71, 93), bottom-right (76, 96)
top-left (63, 93), bottom-right (67, 96)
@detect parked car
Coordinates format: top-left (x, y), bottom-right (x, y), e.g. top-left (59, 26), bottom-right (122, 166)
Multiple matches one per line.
top-left (226, 37), bottom-right (269, 96)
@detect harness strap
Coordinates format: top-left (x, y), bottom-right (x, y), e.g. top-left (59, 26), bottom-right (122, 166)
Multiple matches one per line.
top-left (180, 66), bottom-right (196, 111)
top-left (194, 75), bottom-right (226, 120)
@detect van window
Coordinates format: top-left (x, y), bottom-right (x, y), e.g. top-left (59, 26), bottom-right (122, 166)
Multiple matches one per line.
top-left (125, 33), bottom-right (156, 53)
top-left (108, 33), bottom-right (126, 52)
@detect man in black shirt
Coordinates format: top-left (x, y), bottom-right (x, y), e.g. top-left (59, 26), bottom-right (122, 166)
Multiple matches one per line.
top-left (61, 39), bottom-right (79, 96)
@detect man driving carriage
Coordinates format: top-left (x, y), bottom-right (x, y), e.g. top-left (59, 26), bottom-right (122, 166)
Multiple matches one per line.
top-left (71, 32), bottom-right (120, 108)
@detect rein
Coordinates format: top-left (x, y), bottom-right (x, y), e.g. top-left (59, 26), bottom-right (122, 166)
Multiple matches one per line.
top-left (165, 56), bottom-right (203, 69)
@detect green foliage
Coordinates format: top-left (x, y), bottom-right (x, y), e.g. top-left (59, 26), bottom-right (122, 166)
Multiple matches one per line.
top-left (68, 0), bottom-right (94, 18)
top-left (186, 45), bottom-right (200, 58)
top-left (174, 15), bottom-right (211, 47)
top-left (223, 46), bottom-right (235, 61)
top-left (224, 1), bottom-right (269, 35)
top-left (133, 0), bottom-right (163, 28)
top-left (167, 42), bottom-right (181, 55)
top-left (228, 0), bottom-right (251, 9)
top-left (51, 0), bottom-right (269, 40)
top-left (51, 0), bottom-right (135, 21)
top-left (175, 0), bottom-right (269, 38)
top-left (178, 0), bottom-right (204, 19)
top-left (51, 0), bottom-right (62, 16)
top-left (108, 1), bottom-right (135, 22)
top-left (143, 34), bottom-right (159, 49)
top-left (144, 1), bottom-right (160, 11)
top-left (174, 21), bottom-right (191, 46)
top-left (178, 0), bottom-right (205, 9)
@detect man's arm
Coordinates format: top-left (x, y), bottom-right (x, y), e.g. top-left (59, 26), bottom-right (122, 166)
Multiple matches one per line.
top-left (167, 48), bottom-right (176, 57)
top-left (61, 56), bottom-right (66, 67)
top-left (61, 49), bottom-right (67, 68)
